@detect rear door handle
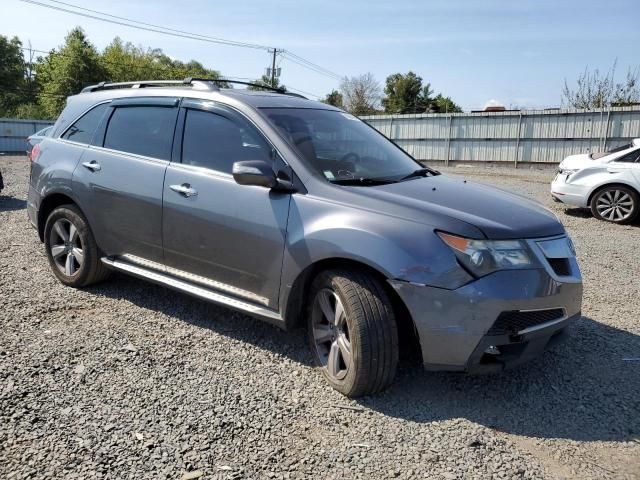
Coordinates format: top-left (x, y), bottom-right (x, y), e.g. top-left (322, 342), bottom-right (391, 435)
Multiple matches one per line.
top-left (169, 183), bottom-right (198, 197)
top-left (82, 160), bottom-right (101, 172)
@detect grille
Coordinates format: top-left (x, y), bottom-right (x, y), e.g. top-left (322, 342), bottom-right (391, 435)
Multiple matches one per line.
top-left (488, 308), bottom-right (565, 335)
top-left (548, 258), bottom-right (571, 276)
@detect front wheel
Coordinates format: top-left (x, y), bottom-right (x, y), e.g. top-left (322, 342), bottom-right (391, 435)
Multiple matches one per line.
top-left (307, 269), bottom-right (399, 397)
top-left (590, 186), bottom-right (639, 224)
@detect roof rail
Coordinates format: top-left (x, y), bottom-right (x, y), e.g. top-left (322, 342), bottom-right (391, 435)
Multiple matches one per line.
top-left (187, 78), bottom-right (307, 98)
top-left (81, 77), bottom-right (307, 99)
top-left (81, 78), bottom-right (206, 93)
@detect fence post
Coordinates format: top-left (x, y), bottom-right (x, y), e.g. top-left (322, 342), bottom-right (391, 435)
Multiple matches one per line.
top-left (445, 115), bottom-right (453, 166)
top-left (514, 112), bottom-right (523, 168)
top-left (603, 108), bottom-right (611, 151)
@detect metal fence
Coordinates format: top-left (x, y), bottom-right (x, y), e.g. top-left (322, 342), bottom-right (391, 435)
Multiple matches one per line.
top-left (361, 106), bottom-right (640, 166)
top-left (0, 118), bottom-right (55, 153)
top-left (4, 108), bottom-right (640, 165)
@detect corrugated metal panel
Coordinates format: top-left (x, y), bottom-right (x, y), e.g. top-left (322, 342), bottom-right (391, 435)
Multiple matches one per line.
top-left (0, 118), bottom-right (54, 153)
top-left (361, 107), bottom-right (640, 164)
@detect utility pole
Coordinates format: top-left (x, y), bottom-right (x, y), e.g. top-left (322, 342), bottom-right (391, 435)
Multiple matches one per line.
top-left (269, 48), bottom-right (278, 88)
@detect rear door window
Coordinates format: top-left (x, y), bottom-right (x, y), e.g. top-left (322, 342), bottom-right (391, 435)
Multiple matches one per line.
top-left (61, 103), bottom-right (109, 144)
top-left (103, 106), bottom-right (177, 160)
top-left (181, 109), bottom-right (271, 173)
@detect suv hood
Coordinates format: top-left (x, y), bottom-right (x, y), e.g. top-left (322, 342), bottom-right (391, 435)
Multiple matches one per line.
top-left (356, 175), bottom-right (564, 240)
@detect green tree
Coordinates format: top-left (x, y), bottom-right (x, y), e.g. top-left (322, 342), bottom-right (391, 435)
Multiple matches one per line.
top-left (0, 35), bottom-right (28, 117)
top-left (322, 89), bottom-right (344, 108)
top-left (36, 27), bottom-right (105, 118)
top-left (382, 71), bottom-right (432, 114)
top-left (247, 74), bottom-right (284, 91)
top-left (430, 94), bottom-right (462, 113)
top-left (101, 38), bottom-right (223, 82)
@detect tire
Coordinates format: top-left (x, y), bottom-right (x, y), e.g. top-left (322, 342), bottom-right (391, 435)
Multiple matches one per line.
top-left (307, 268), bottom-right (399, 397)
top-left (44, 204), bottom-right (111, 287)
top-left (590, 185), bottom-right (639, 224)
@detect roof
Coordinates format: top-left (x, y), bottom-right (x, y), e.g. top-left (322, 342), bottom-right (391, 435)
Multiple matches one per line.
top-left (77, 78), bottom-right (338, 111)
top-left (217, 89), bottom-right (336, 109)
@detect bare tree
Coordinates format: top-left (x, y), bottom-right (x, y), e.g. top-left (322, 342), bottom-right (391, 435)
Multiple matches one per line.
top-left (562, 60), bottom-right (640, 109)
top-left (339, 73), bottom-right (381, 115)
top-left (612, 67), bottom-right (640, 106)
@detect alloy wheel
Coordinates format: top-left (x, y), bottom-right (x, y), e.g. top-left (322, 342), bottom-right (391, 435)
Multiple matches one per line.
top-left (595, 189), bottom-right (635, 222)
top-left (49, 218), bottom-right (84, 276)
top-left (311, 288), bottom-right (352, 380)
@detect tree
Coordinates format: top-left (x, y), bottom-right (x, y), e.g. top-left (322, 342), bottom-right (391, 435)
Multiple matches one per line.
top-left (3, 29), bottom-right (228, 119)
top-left (322, 89), bottom-right (343, 108)
top-left (247, 74), bottom-right (284, 91)
top-left (0, 35), bottom-right (28, 117)
top-left (562, 60), bottom-right (640, 109)
top-left (430, 94), bottom-right (462, 113)
top-left (339, 73), bottom-right (381, 115)
top-left (36, 28), bottom-right (105, 118)
top-left (382, 71), bottom-right (433, 114)
top-left (612, 67), bottom-right (640, 106)
top-left (101, 38), bottom-right (224, 83)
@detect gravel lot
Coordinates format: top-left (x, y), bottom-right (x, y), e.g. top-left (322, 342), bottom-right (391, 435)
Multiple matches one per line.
top-left (1, 154), bottom-right (639, 480)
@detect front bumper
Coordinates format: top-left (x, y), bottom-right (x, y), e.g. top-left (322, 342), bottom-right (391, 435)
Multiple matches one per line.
top-left (390, 267), bottom-right (582, 372)
top-left (550, 174), bottom-right (590, 207)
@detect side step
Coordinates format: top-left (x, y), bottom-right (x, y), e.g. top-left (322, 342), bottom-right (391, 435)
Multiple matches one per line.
top-left (101, 257), bottom-right (283, 323)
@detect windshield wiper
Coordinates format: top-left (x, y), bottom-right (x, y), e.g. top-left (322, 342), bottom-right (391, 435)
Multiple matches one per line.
top-left (399, 167), bottom-right (440, 181)
top-left (330, 177), bottom-right (397, 186)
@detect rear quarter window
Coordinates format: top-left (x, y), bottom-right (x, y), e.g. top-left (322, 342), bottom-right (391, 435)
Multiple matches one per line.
top-left (103, 106), bottom-right (176, 160)
top-left (61, 103), bottom-right (109, 144)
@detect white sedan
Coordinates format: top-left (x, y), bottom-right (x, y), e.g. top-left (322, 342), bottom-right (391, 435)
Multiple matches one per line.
top-left (551, 139), bottom-right (640, 223)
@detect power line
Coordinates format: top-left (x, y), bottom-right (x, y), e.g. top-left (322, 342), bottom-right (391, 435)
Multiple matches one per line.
top-left (41, 0), bottom-right (270, 51)
top-left (280, 53), bottom-right (342, 81)
top-left (19, 0), bottom-right (343, 81)
top-left (281, 52), bottom-right (342, 80)
top-left (18, 0), bottom-right (270, 51)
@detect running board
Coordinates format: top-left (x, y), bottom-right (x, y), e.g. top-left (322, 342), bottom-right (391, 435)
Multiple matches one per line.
top-left (101, 257), bottom-right (283, 323)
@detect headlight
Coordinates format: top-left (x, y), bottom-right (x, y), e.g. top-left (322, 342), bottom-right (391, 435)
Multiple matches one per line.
top-left (437, 232), bottom-right (539, 277)
top-left (558, 168), bottom-right (577, 176)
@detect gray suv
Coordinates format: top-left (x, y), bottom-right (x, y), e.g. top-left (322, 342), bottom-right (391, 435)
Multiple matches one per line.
top-left (28, 79), bottom-right (583, 397)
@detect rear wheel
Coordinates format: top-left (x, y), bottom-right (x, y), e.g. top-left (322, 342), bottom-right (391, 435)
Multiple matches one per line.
top-left (44, 204), bottom-right (110, 287)
top-left (590, 185), bottom-right (639, 224)
top-left (307, 269), bottom-right (398, 397)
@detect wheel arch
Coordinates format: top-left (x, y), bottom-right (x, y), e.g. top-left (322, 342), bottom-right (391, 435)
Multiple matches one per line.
top-left (587, 181), bottom-right (640, 207)
top-left (283, 257), bottom-right (423, 365)
top-left (37, 192), bottom-right (87, 241)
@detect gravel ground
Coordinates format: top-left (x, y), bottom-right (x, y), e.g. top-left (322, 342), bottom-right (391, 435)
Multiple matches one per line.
top-left (1, 155), bottom-right (639, 480)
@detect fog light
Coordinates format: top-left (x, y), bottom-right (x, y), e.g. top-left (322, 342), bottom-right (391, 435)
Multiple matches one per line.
top-left (484, 345), bottom-right (500, 355)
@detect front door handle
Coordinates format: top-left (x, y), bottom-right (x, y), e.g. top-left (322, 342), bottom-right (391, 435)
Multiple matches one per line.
top-left (82, 160), bottom-right (101, 172)
top-left (169, 183), bottom-right (198, 197)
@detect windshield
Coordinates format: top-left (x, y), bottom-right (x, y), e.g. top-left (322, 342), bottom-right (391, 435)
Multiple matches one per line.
top-left (36, 126), bottom-right (52, 137)
top-left (261, 108), bottom-right (422, 183)
top-left (590, 143), bottom-right (631, 159)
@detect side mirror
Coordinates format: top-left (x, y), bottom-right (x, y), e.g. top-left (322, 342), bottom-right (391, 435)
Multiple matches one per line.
top-left (232, 160), bottom-right (278, 189)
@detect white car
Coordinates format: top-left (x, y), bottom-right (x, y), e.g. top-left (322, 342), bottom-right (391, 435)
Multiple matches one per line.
top-left (551, 139), bottom-right (640, 223)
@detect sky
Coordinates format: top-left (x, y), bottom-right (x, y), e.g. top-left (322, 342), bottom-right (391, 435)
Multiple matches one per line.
top-left (2, 0), bottom-right (639, 110)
